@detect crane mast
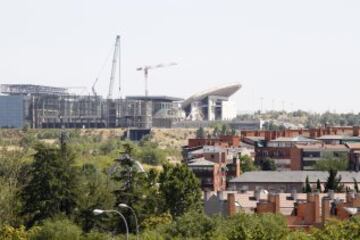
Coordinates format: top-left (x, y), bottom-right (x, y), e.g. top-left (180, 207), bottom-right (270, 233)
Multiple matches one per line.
top-left (136, 62), bottom-right (177, 97)
top-left (108, 35), bottom-right (121, 99)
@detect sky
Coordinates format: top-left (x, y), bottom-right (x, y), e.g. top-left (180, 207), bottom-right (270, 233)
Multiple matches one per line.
top-left (1, 0), bottom-right (360, 113)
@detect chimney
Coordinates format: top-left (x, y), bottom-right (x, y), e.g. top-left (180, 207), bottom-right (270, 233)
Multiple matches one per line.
top-left (234, 158), bottom-right (241, 177)
top-left (254, 189), bottom-right (261, 201)
top-left (327, 190), bottom-right (335, 200)
top-left (317, 128), bottom-right (322, 137)
top-left (265, 131), bottom-right (271, 142)
top-left (307, 192), bottom-right (314, 202)
top-left (326, 127), bottom-right (331, 135)
top-left (227, 193), bottom-right (236, 217)
top-left (204, 191), bottom-right (212, 201)
top-left (271, 131), bottom-right (277, 140)
top-left (274, 194), bottom-right (280, 213)
top-left (310, 129), bottom-right (316, 139)
top-left (314, 192), bottom-right (321, 223)
top-left (346, 191), bottom-right (355, 204)
top-left (291, 189), bottom-right (298, 201)
top-left (353, 126), bottom-right (360, 137)
top-left (322, 197), bottom-right (331, 224)
top-left (217, 191), bottom-right (224, 201)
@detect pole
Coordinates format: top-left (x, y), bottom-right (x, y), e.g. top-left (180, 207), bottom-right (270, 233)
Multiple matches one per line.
top-left (144, 68), bottom-right (149, 97)
top-left (119, 204), bottom-right (139, 240)
top-left (105, 210), bottom-right (129, 240)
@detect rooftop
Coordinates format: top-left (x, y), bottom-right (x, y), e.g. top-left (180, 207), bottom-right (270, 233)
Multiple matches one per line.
top-left (271, 136), bottom-right (318, 142)
top-left (188, 157), bottom-right (215, 167)
top-left (295, 143), bottom-right (349, 150)
top-left (126, 95), bottom-right (183, 102)
top-left (229, 171), bottom-right (360, 183)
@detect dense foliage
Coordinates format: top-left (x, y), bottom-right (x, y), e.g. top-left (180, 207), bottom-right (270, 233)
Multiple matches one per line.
top-left (0, 128), bottom-right (359, 239)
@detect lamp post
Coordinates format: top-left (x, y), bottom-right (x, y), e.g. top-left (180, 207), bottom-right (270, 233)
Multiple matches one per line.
top-left (93, 209), bottom-right (129, 240)
top-left (119, 203), bottom-right (139, 240)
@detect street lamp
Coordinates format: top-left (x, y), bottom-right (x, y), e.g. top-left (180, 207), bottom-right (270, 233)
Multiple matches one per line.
top-left (119, 203), bottom-right (139, 240)
top-left (93, 209), bottom-right (129, 240)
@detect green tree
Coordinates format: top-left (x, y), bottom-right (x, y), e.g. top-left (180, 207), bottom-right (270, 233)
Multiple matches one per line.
top-left (159, 164), bottom-right (202, 217)
top-left (240, 155), bottom-right (257, 172)
top-left (324, 169), bottom-right (343, 193)
top-left (354, 177), bottom-right (359, 193)
top-left (31, 218), bottom-right (82, 240)
top-left (196, 127), bottom-right (206, 138)
top-left (112, 155), bottom-right (161, 233)
top-left (313, 152), bottom-right (348, 171)
top-left (261, 158), bottom-right (277, 171)
top-left (20, 143), bottom-right (79, 227)
top-left (316, 179), bottom-right (322, 192)
top-left (226, 213), bottom-right (289, 240)
top-left (304, 176), bottom-right (312, 193)
top-left (74, 164), bottom-right (115, 232)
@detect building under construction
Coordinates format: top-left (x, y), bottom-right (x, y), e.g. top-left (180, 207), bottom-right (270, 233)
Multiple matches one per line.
top-left (0, 36), bottom-right (242, 129)
top-left (0, 84), bottom-right (185, 129)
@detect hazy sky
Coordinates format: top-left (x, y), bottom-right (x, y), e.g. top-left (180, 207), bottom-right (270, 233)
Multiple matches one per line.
top-left (1, 0), bottom-right (360, 113)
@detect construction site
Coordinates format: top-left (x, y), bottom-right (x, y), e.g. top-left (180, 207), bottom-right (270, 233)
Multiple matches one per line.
top-left (0, 36), bottom-right (242, 129)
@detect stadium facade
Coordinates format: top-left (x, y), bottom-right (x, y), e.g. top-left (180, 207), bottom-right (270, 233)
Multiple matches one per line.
top-left (0, 83), bottom-right (241, 129)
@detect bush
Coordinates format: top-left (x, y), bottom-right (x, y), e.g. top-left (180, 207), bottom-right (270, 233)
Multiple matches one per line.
top-left (31, 218), bottom-right (82, 240)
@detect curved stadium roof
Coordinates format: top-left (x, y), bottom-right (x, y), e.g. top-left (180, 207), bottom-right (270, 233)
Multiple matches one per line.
top-left (181, 82), bottom-right (241, 108)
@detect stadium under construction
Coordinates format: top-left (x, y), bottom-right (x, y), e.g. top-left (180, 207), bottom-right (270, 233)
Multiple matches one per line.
top-left (0, 83), bottom-right (243, 129)
top-left (0, 36), bottom-right (246, 129)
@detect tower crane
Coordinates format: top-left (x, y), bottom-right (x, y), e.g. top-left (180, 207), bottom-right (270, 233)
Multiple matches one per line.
top-left (136, 62), bottom-right (177, 97)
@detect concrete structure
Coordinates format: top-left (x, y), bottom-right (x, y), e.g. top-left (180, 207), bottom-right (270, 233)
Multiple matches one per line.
top-left (204, 190), bottom-right (360, 228)
top-left (182, 83), bottom-right (241, 121)
top-left (0, 83), bottom-right (244, 129)
top-left (292, 144), bottom-right (349, 170)
top-left (185, 136), bottom-right (242, 191)
top-left (0, 84), bottom-right (182, 129)
top-left (0, 95), bottom-right (24, 128)
top-left (243, 127), bottom-right (360, 170)
top-left (228, 171), bottom-right (360, 192)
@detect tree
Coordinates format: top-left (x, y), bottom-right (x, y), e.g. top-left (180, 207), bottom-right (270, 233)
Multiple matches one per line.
top-left (74, 164), bottom-right (115, 232)
top-left (313, 152), bottom-right (349, 171)
top-left (20, 142), bottom-right (79, 227)
top-left (240, 155), bottom-right (257, 172)
top-left (226, 213), bottom-right (289, 240)
top-left (159, 164), bottom-right (202, 217)
top-left (304, 176), bottom-right (312, 193)
top-left (354, 177), bottom-right (359, 193)
top-left (262, 158), bottom-right (277, 171)
top-left (325, 169), bottom-right (343, 193)
top-left (212, 125), bottom-right (220, 137)
top-left (112, 154), bottom-right (161, 233)
top-left (221, 124), bottom-right (229, 136)
top-left (196, 127), bottom-right (206, 138)
top-left (316, 179), bottom-right (322, 192)
top-left (31, 218), bottom-right (82, 240)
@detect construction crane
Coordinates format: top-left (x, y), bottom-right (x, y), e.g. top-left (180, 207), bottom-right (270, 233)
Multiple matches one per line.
top-left (108, 35), bottom-right (121, 99)
top-left (136, 62), bottom-right (177, 97)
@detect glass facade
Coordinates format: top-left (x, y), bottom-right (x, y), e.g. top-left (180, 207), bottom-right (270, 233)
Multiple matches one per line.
top-left (0, 95), bottom-right (24, 128)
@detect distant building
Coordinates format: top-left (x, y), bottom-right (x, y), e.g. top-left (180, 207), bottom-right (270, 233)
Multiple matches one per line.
top-left (228, 171), bottom-right (360, 193)
top-left (0, 83), bottom-right (242, 129)
top-left (292, 144), bottom-right (349, 170)
top-left (0, 95), bottom-right (24, 128)
top-left (204, 190), bottom-right (360, 228)
top-left (181, 83), bottom-right (241, 121)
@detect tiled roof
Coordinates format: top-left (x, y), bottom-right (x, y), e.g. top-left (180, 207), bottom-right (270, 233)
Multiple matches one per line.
top-left (229, 171), bottom-right (360, 183)
top-left (188, 158), bottom-right (215, 166)
top-left (295, 143), bottom-right (349, 150)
